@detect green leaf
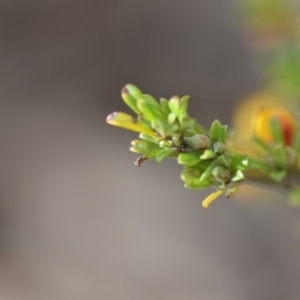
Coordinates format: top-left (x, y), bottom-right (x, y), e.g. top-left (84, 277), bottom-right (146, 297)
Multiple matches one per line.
top-left (180, 167), bottom-right (203, 182)
top-left (252, 136), bottom-right (270, 153)
top-left (271, 144), bottom-right (287, 168)
top-left (269, 115), bottom-right (284, 145)
top-left (156, 148), bottom-right (176, 163)
top-left (178, 152), bottom-right (202, 166)
top-left (199, 159), bottom-right (219, 182)
top-left (184, 178), bottom-right (211, 190)
top-left (179, 95), bottom-right (190, 115)
top-left (200, 149), bottom-right (216, 160)
top-left (220, 125), bottom-right (228, 143)
top-left (247, 158), bottom-right (271, 175)
top-left (159, 98), bottom-right (171, 116)
top-left (231, 170), bottom-right (245, 182)
top-left (121, 84), bottom-right (143, 115)
top-left (209, 120), bottom-right (223, 142)
top-left (168, 112), bottom-right (177, 124)
top-left (230, 154), bottom-right (249, 172)
top-left (217, 154), bottom-right (230, 167)
top-left (137, 98), bottom-right (164, 122)
top-left (269, 170), bottom-right (286, 182)
top-left (168, 96), bottom-right (180, 116)
top-left (139, 133), bottom-right (159, 143)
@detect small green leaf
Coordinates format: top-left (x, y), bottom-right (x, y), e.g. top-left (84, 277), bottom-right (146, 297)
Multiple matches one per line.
top-left (220, 125), bottom-right (228, 143)
top-left (121, 84), bottom-right (143, 115)
top-left (179, 95), bottom-right (190, 115)
top-left (168, 96), bottom-right (180, 116)
top-left (178, 152), bottom-right (202, 166)
top-left (230, 154), bottom-right (249, 172)
top-left (247, 158), bottom-right (271, 175)
top-left (139, 133), bottom-right (159, 143)
top-left (252, 136), bottom-right (270, 153)
top-left (269, 170), bottom-right (286, 182)
top-left (231, 170), bottom-right (244, 182)
top-left (271, 144), bottom-right (287, 168)
top-left (184, 178), bottom-right (211, 190)
top-left (199, 159), bottom-right (219, 182)
top-left (168, 112), bottom-right (177, 124)
top-left (217, 154), bottom-right (230, 167)
top-left (269, 115), bottom-right (284, 145)
top-left (137, 98), bottom-right (163, 122)
top-left (200, 149), bottom-right (216, 160)
top-left (159, 98), bottom-right (171, 116)
top-left (209, 120), bottom-right (223, 141)
top-left (156, 148), bottom-right (176, 163)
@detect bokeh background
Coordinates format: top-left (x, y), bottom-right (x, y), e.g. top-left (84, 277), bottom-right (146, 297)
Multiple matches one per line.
top-left (1, 0), bottom-right (300, 299)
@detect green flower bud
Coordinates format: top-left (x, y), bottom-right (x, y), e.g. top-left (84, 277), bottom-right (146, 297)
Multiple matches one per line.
top-left (225, 185), bottom-right (238, 198)
top-left (185, 134), bottom-right (212, 149)
top-left (212, 166), bottom-right (231, 183)
top-left (213, 141), bottom-right (225, 154)
top-left (180, 167), bottom-right (203, 182)
top-left (130, 139), bottom-right (160, 154)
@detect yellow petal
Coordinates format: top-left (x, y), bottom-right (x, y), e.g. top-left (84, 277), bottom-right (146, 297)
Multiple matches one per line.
top-left (202, 189), bottom-right (223, 208)
top-left (106, 112), bottom-right (157, 138)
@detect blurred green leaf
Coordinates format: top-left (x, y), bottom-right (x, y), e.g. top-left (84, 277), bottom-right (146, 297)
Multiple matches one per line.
top-left (209, 120), bottom-right (223, 142)
top-left (156, 148), bottom-right (176, 163)
top-left (178, 152), bottom-right (202, 166)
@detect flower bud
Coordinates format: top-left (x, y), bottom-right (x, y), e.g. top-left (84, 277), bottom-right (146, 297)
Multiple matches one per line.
top-left (185, 134), bottom-right (212, 149)
top-left (213, 141), bottom-right (225, 154)
top-left (212, 166), bottom-right (231, 183)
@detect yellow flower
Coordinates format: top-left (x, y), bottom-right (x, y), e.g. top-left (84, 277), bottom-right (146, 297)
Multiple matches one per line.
top-left (231, 91), bottom-right (296, 152)
top-left (253, 106), bottom-right (295, 146)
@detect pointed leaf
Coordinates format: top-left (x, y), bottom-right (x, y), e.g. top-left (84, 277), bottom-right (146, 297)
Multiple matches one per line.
top-left (209, 120), bottom-right (223, 141)
top-left (156, 148), bottom-right (176, 163)
top-left (179, 95), bottom-right (190, 115)
top-left (199, 160), bottom-right (219, 182)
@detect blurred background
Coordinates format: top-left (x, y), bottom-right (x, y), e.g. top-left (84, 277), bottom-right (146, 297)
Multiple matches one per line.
top-left (1, 0), bottom-right (300, 299)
